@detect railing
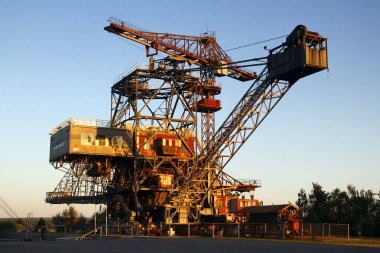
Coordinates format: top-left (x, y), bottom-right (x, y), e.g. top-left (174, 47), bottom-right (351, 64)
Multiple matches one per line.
top-left (81, 224), bottom-right (135, 240)
top-left (300, 223), bottom-right (350, 242)
top-left (160, 222), bottom-right (350, 242)
top-left (113, 63), bottom-right (146, 84)
top-left (108, 16), bottom-right (148, 33)
top-left (46, 191), bottom-right (72, 200)
top-left (237, 179), bottom-right (262, 187)
top-left (51, 118), bottom-right (111, 135)
top-left (41, 225), bottom-right (67, 238)
top-left (164, 223), bottom-right (269, 238)
top-left (218, 174), bottom-right (261, 189)
top-left (99, 224), bottom-right (134, 238)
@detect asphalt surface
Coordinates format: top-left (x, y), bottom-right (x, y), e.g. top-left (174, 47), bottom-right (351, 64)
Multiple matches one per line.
top-left (0, 237), bottom-right (379, 253)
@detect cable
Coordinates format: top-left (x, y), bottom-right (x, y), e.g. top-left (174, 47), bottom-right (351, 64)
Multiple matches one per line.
top-left (225, 35), bottom-right (287, 52)
top-left (0, 203), bottom-right (14, 219)
top-left (0, 196), bottom-right (18, 219)
top-left (114, 36), bottom-right (166, 58)
top-left (115, 36), bottom-right (146, 53)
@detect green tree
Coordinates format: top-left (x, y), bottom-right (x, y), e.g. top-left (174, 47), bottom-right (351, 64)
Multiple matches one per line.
top-left (0, 220), bottom-right (16, 233)
top-left (52, 206), bottom-right (82, 232)
top-left (329, 188), bottom-right (349, 223)
top-left (373, 200), bottom-right (380, 236)
top-left (62, 206), bottom-right (79, 230)
top-left (297, 183), bottom-right (380, 236)
top-left (307, 183), bottom-right (331, 222)
top-left (52, 213), bottom-right (65, 231)
top-left (296, 188), bottom-right (309, 217)
top-left (76, 214), bottom-right (89, 233)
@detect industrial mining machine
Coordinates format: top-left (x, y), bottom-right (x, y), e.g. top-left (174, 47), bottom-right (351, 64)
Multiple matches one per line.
top-left (46, 17), bottom-right (328, 224)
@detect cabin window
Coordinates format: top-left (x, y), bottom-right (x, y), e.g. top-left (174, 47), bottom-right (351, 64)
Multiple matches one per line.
top-left (81, 133), bottom-right (96, 145)
top-left (81, 133), bottom-right (109, 147)
top-left (97, 135), bottom-right (106, 146)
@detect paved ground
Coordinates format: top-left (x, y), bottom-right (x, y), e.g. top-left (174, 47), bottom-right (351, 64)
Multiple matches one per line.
top-left (0, 237), bottom-right (379, 253)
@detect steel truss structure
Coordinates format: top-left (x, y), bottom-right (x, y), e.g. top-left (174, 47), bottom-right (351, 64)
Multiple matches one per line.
top-left (47, 20), bottom-right (328, 224)
top-left (110, 58), bottom-right (200, 217)
top-left (47, 160), bottom-right (109, 204)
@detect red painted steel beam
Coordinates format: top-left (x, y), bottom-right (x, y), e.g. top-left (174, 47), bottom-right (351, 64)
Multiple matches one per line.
top-left (104, 17), bottom-right (256, 81)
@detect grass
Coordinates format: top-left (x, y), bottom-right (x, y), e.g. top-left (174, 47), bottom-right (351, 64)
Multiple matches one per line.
top-left (273, 236), bottom-right (380, 248)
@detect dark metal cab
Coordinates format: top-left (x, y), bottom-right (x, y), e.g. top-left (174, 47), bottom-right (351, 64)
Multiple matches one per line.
top-left (268, 25), bottom-right (328, 83)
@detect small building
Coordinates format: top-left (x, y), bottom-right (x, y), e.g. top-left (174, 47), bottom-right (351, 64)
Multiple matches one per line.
top-left (239, 203), bottom-right (302, 235)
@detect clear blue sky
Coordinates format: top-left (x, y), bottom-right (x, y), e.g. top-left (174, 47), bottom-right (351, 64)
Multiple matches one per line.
top-left (1, 0), bottom-right (379, 218)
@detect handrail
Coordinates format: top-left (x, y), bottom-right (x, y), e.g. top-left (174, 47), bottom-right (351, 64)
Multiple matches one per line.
top-left (81, 226), bottom-right (103, 240)
top-left (113, 63), bottom-right (146, 84)
top-left (237, 179), bottom-right (261, 186)
top-left (50, 118), bottom-right (111, 135)
top-left (46, 191), bottom-right (72, 199)
top-left (108, 16), bottom-right (148, 33)
top-left (99, 224), bottom-right (135, 238)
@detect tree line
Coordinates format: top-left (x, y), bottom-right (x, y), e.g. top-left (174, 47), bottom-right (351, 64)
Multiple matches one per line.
top-left (296, 183), bottom-right (380, 236)
top-left (52, 206), bottom-right (106, 233)
top-left (50, 183), bottom-right (380, 236)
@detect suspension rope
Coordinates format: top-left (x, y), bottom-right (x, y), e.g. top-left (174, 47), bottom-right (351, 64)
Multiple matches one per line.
top-left (0, 196), bottom-right (19, 219)
top-left (225, 35), bottom-right (287, 52)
